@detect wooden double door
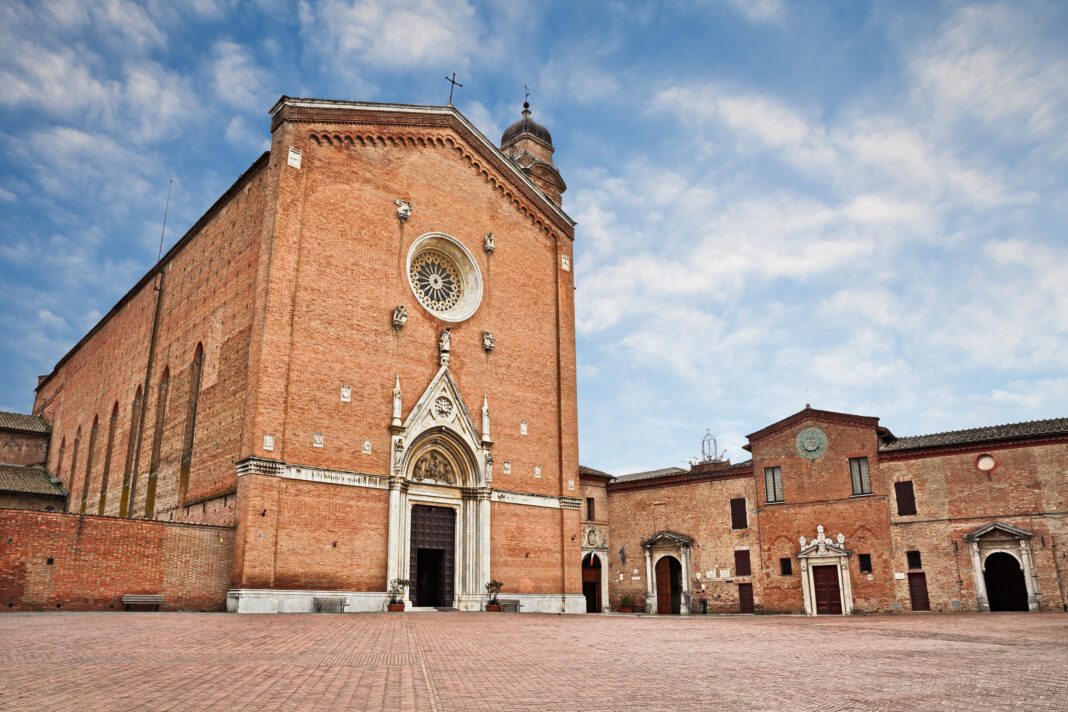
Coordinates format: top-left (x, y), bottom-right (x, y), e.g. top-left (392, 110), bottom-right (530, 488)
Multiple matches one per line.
top-left (409, 505), bottom-right (455, 608)
top-left (655, 556), bottom-right (682, 614)
top-left (812, 565), bottom-right (842, 615)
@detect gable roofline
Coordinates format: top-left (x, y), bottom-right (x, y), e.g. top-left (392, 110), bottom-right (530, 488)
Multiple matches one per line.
top-left (964, 521), bottom-right (1034, 541)
top-left (641, 530), bottom-right (695, 548)
top-left (879, 417), bottom-right (1068, 456)
top-left (35, 152), bottom-right (271, 395)
top-left (269, 97), bottom-right (576, 234)
top-left (743, 406), bottom-right (881, 450)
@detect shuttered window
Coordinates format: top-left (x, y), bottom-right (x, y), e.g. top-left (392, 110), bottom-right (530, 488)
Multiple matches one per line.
top-left (730, 498), bottom-right (747, 529)
top-left (858, 553), bottom-right (872, 574)
top-left (895, 480), bottom-right (917, 515)
top-left (849, 457), bottom-right (872, 495)
top-left (586, 497), bottom-right (595, 520)
top-left (780, 558), bottom-right (793, 576)
top-left (734, 549), bottom-right (752, 577)
top-left (764, 466), bottom-right (783, 503)
top-left (906, 550), bottom-right (922, 569)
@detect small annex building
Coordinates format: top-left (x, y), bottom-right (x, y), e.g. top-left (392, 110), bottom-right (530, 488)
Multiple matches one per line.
top-left (580, 408), bottom-right (1068, 616)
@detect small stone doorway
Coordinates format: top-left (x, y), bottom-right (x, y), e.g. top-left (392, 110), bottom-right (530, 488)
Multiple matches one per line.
top-left (812, 565), bottom-right (842, 614)
top-left (582, 553), bottom-right (602, 613)
top-left (984, 552), bottom-right (1028, 611)
top-left (410, 505), bottom-right (455, 607)
top-left (655, 556), bottom-right (682, 615)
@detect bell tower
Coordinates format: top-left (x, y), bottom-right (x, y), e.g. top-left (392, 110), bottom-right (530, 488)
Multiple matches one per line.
top-left (500, 102), bottom-right (567, 206)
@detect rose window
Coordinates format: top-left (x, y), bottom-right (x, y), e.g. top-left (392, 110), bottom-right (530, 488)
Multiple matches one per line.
top-left (410, 251), bottom-right (462, 312)
top-left (405, 233), bottom-right (483, 322)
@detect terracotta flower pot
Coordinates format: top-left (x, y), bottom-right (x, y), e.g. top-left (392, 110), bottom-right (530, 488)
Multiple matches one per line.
top-left (486, 604), bottom-right (502, 612)
top-left (387, 603), bottom-right (405, 612)
top-left (619, 607), bottom-right (633, 613)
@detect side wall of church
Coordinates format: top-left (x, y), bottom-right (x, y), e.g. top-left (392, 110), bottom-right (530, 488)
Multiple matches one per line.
top-left (32, 157), bottom-right (270, 527)
top-left (883, 442), bottom-right (1068, 612)
top-left (0, 509), bottom-right (233, 611)
top-left (233, 112), bottom-right (579, 595)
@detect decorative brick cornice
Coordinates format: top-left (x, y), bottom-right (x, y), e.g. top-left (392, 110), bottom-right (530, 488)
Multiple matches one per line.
top-left (270, 97), bottom-right (575, 239)
top-left (558, 496), bottom-right (582, 510)
top-left (878, 434), bottom-right (1068, 462)
top-left (235, 457), bottom-right (284, 478)
top-left (744, 407), bottom-right (880, 450)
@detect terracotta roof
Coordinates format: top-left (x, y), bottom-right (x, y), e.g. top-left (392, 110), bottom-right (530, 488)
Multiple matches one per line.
top-left (613, 466), bottom-right (686, 483)
top-left (0, 465), bottom-right (65, 497)
top-left (0, 411), bottom-right (50, 434)
top-left (880, 417), bottom-right (1068, 452)
top-left (578, 465), bottom-right (613, 480)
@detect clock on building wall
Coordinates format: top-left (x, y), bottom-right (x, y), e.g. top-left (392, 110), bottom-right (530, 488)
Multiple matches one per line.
top-left (795, 427), bottom-right (828, 460)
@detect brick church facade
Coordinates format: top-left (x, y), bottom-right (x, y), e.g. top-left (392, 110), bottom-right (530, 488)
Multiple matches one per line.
top-left (2, 98), bottom-right (1065, 616)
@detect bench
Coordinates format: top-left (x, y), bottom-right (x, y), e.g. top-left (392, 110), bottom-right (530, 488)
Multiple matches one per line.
top-left (122, 594), bottom-right (163, 611)
top-left (313, 597), bottom-right (347, 613)
top-left (500, 599), bottom-right (520, 613)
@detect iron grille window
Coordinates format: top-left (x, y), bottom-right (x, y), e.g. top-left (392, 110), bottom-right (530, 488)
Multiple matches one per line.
top-left (849, 457), bottom-right (872, 495)
top-left (730, 498), bottom-right (747, 529)
top-left (734, 549), bottom-right (752, 577)
top-left (858, 554), bottom-right (873, 574)
top-left (586, 497), bottom-right (595, 520)
top-left (906, 550), bottom-right (922, 569)
top-left (764, 466), bottom-right (783, 503)
top-left (894, 480), bottom-right (917, 515)
top-left (780, 558), bottom-right (793, 576)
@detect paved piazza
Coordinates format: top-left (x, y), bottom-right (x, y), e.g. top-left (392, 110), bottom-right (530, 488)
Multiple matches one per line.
top-left (1, 612), bottom-right (1065, 711)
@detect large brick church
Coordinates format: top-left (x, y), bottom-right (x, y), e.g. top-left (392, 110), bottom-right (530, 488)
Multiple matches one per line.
top-left (2, 98), bottom-right (1065, 616)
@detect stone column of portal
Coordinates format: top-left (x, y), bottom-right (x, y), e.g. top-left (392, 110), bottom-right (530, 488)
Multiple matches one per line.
top-left (680, 547), bottom-right (691, 615)
top-left (478, 487), bottom-right (491, 596)
top-left (800, 559), bottom-right (814, 615)
top-left (644, 549), bottom-right (655, 614)
top-left (1019, 540), bottom-right (1039, 611)
top-left (386, 477), bottom-right (405, 590)
top-left (970, 541), bottom-right (990, 611)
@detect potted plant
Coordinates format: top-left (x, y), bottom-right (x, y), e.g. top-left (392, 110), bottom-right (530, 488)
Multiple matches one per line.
top-left (619, 595), bottom-right (635, 613)
top-left (485, 579), bottom-right (504, 611)
top-left (387, 578), bottom-right (410, 611)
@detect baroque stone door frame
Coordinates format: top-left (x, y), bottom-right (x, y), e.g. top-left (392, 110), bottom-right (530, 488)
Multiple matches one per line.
top-left (964, 522), bottom-right (1039, 612)
top-left (582, 524), bottom-right (610, 613)
top-left (797, 525), bottom-right (853, 616)
top-left (386, 366), bottom-right (493, 611)
top-left (641, 531), bottom-right (694, 615)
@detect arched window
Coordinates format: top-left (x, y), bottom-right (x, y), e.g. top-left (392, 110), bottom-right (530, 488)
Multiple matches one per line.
top-left (79, 415), bottom-right (99, 514)
top-left (54, 437), bottom-right (66, 482)
top-left (119, 386), bottom-right (142, 517)
top-left (179, 343), bottom-right (204, 504)
top-left (66, 427), bottom-right (81, 513)
top-left (144, 367), bottom-right (170, 518)
top-left (98, 401), bottom-right (119, 515)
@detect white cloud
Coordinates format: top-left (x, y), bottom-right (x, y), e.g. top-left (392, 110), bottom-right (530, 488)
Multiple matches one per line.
top-left (721, 0), bottom-right (785, 24)
top-left (211, 40), bottom-right (269, 111)
top-left (299, 0), bottom-right (481, 70)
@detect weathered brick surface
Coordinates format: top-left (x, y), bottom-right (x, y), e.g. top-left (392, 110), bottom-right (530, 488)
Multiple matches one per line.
top-left (0, 428), bottom-right (47, 467)
top-left (1, 612), bottom-right (1065, 711)
top-left (0, 509), bottom-right (233, 611)
top-left (33, 158), bottom-right (268, 526)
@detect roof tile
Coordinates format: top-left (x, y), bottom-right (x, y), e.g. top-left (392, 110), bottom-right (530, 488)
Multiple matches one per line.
top-left (0, 411), bottom-right (50, 434)
top-left (0, 465), bottom-right (65, 496)
top-left (880, 417), bottom-right (1068, 452)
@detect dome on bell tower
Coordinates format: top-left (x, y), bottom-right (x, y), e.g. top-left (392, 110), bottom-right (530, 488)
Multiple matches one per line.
top-left (501, 102), bottom-right (553, 146)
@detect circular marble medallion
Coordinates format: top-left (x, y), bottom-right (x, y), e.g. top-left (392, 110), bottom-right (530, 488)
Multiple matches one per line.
top-left (795, 426), bottom-right (829, 460)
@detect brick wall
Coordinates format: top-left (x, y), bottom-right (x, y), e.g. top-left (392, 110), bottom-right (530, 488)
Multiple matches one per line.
top-left (0, 429), bottom-right (47, 467)
top-left (0, 509), bottom-right (234, 611)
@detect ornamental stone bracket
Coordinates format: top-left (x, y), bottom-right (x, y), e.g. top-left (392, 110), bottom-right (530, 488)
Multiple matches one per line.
top-left (797, 525), bottom-right (853, 616)
top-left (964, 521), bottom-right (1039, 612)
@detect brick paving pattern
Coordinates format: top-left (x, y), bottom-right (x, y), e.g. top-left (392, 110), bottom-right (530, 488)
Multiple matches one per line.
top-left (1, 612), bottom-right (1065, 711)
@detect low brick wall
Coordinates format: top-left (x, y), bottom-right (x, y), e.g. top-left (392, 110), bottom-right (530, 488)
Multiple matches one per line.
top-left (0, 509), bottom-right (234, 611)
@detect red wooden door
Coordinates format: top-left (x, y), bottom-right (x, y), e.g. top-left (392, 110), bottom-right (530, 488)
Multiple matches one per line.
top-left (908, 572), bottom-right (930, 611)
top-left (738, 583), bottom-right (754, 613)
top-left (655, 557), bottom-right (681, 614)
top-left (812, 565), bottom-right (842, 614)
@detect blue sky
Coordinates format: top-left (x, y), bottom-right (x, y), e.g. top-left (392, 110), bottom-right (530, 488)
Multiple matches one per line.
top-left (1, 0), bottom-right (1066, 475)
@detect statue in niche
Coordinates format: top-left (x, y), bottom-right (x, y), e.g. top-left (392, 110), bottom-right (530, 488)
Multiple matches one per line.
top-left (484, 233), bottom-right (495, 253)
top-left (483, 331), bottom-right (495, 352)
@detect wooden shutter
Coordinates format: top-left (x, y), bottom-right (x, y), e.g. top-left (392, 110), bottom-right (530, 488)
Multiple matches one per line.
top-left (730, 498), bottom-right (747, 529)
top-left (895, 481), bottom-right (917, 515)
top-left (738, 583), bottom-right (754, 613)
top-left (734, 549), bottom-right (752, 576)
